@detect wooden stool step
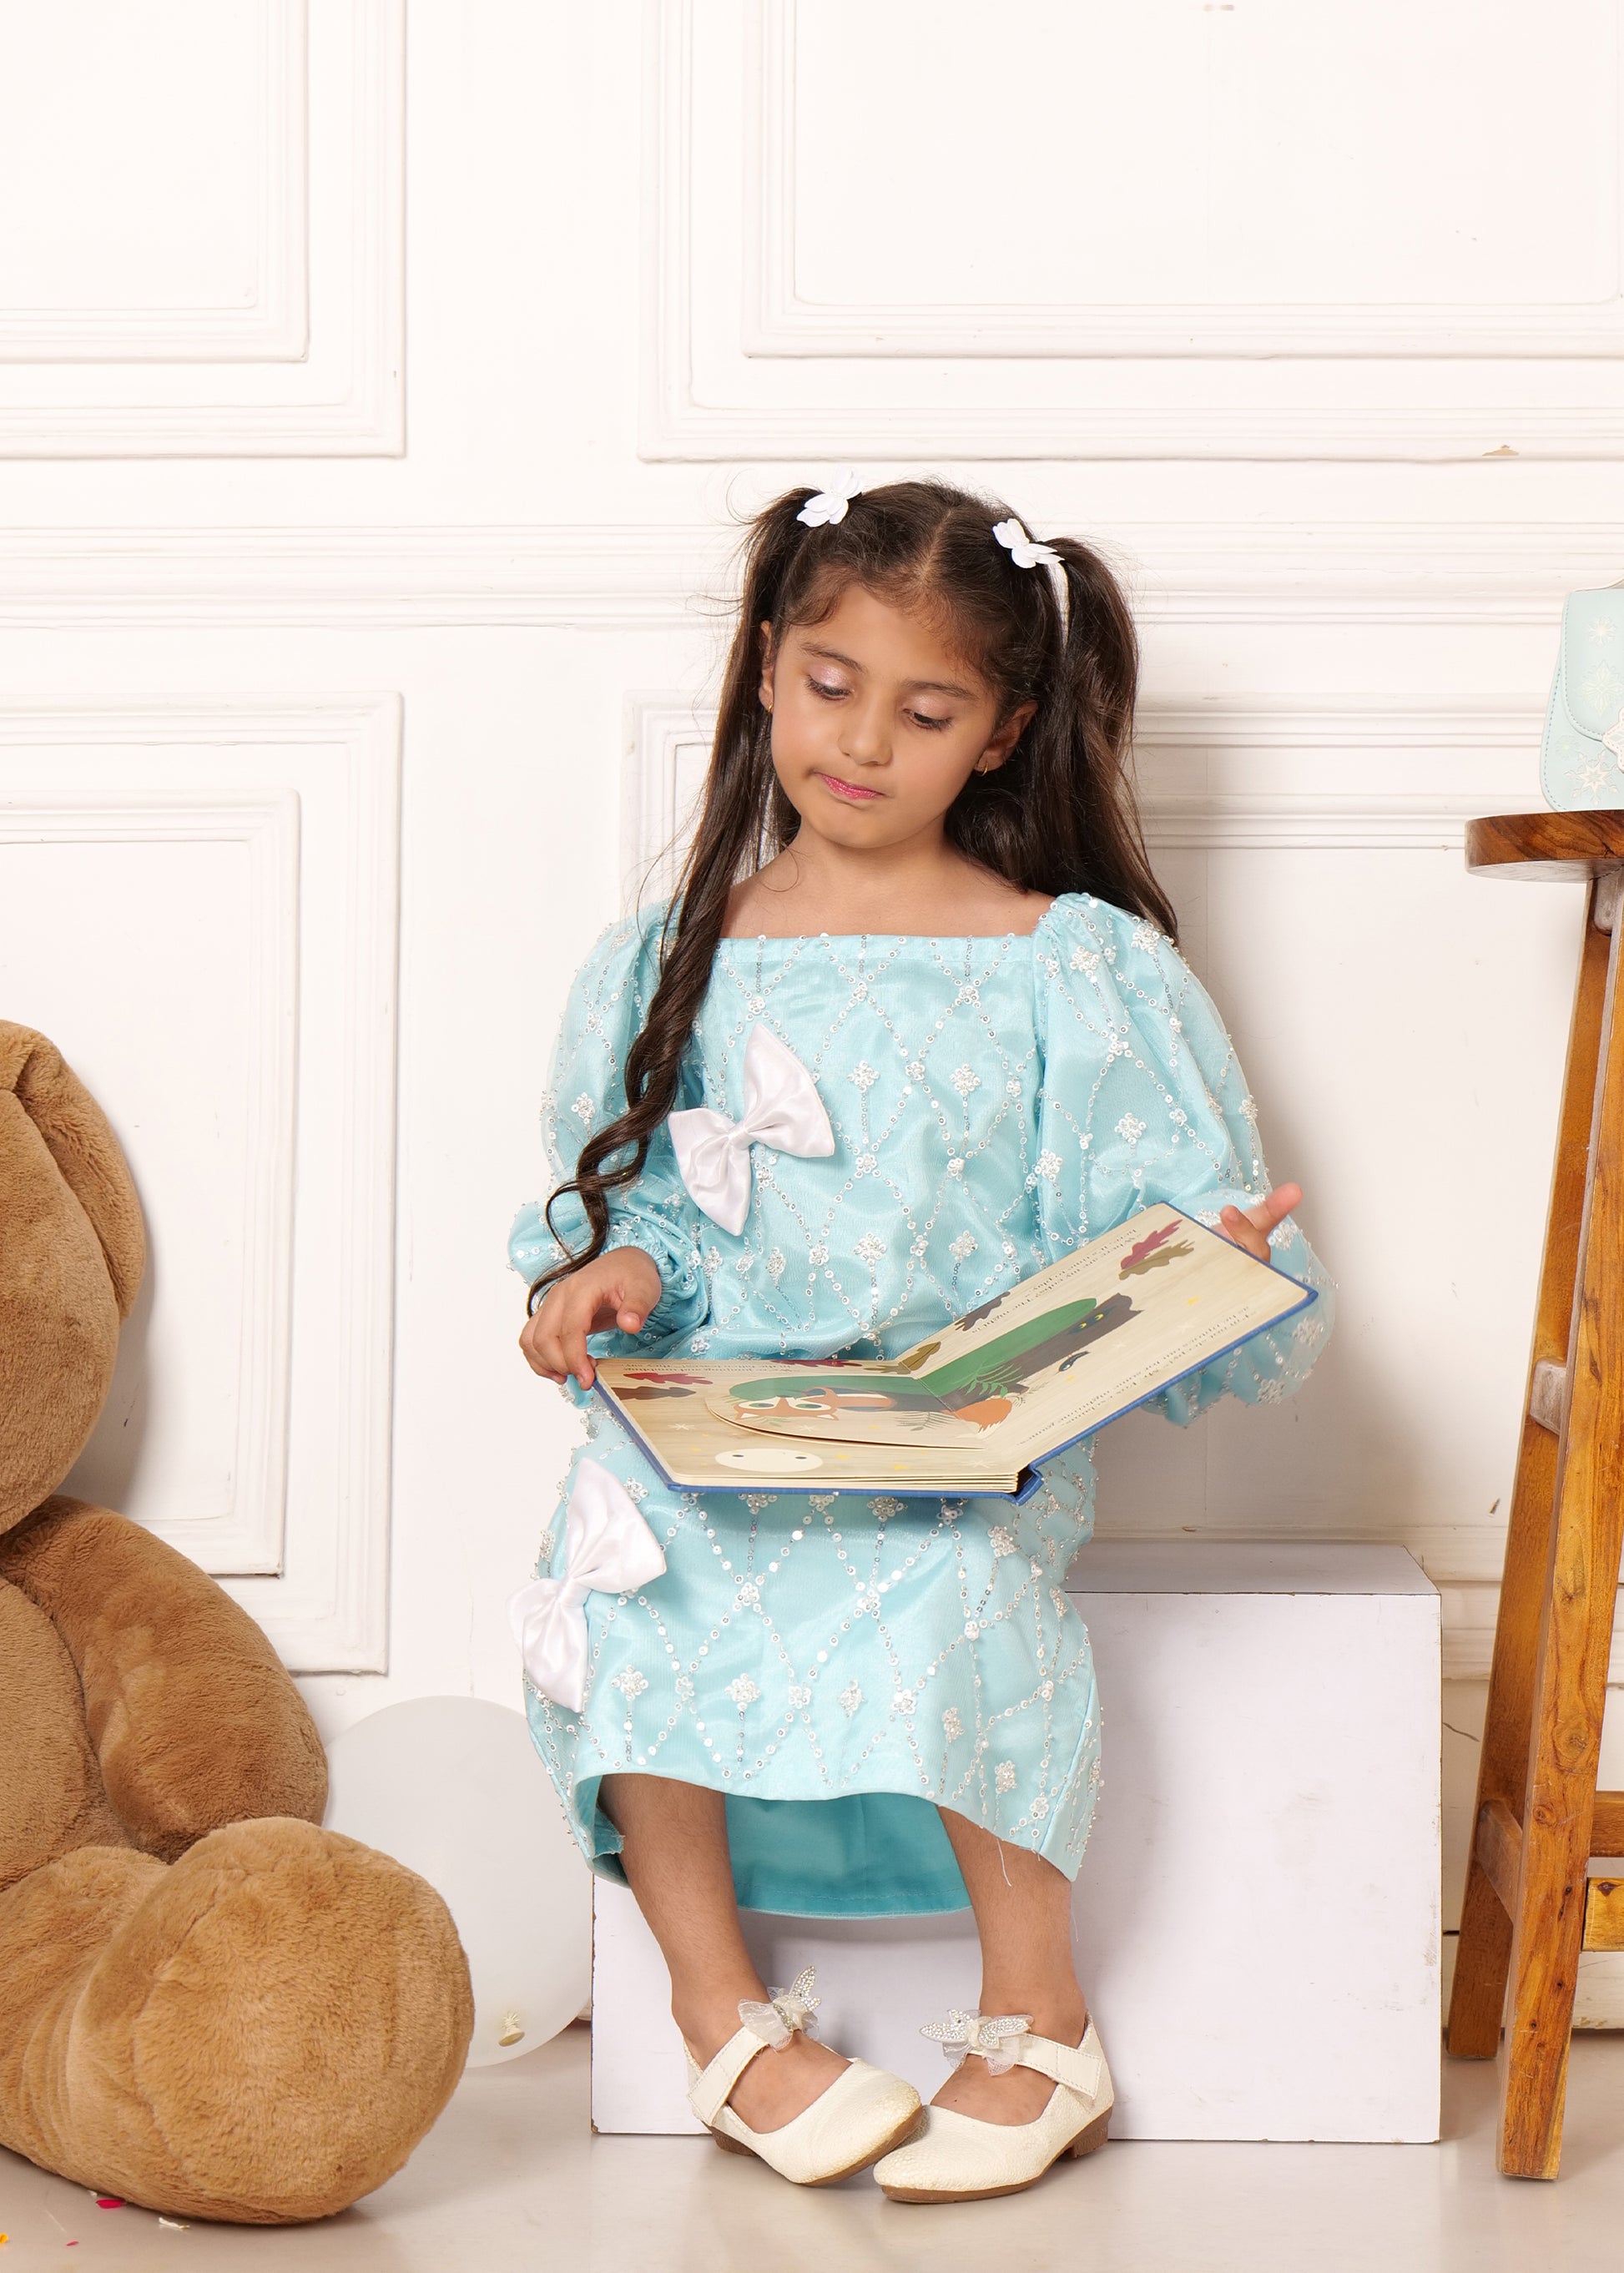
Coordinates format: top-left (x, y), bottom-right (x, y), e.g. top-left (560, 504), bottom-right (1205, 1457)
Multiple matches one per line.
top-left (1445, 809), bottom-right (1624, 2180)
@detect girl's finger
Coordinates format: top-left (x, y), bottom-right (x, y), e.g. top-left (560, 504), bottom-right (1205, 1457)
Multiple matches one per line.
top-left (608, 1259), bottom-right (657, 1333)
top-left (592, 1277), bottom-right (645, 1337)
top-left (1232, 1182), bottom-right (1303, 1240)
top-left (560, 1295), bottom-right (595, 1389)
top-left (612, 1283), bottom-right (644, 1332)
top-left (1256, 1181), bottom-right (1303, 1231)
top-left (526, 1313), bottom-right (567, 1385)
top-left (1218, 1202), bottom-right (1268, 1259)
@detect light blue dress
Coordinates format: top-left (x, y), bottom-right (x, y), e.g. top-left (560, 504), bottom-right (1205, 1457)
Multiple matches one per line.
top-left (508, 894), bottom-right (1333, 1917)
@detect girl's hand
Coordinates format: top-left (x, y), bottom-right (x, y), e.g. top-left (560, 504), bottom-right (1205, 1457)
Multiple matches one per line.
top-left (520, 1247), bottom-right (663, 1390)
top-left (1217, 1182), bottom-right (1303, 1265)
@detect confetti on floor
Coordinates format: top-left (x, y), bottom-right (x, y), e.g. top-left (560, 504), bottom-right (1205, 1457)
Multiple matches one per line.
top-left (158, 2216), bottom-right (190, 2230)
top-left (93, 2196), bottom-right (124, 2209)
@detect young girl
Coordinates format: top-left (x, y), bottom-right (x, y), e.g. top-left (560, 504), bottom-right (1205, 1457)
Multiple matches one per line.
top-left (508, 478), bottom-right (1332, 2205)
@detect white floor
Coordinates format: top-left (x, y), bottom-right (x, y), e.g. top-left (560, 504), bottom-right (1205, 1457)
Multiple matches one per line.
top-left (5, 2027), bottom-right (1624, 2272)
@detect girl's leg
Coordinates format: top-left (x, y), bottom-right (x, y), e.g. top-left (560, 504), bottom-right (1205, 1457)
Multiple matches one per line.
top-left (932, 1809), bottom-right (1091, 2125)
top-left (599, 1773), bottom-right (847, 2131)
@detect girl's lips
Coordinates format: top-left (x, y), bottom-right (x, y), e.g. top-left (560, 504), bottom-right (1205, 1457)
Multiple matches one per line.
top-left (817, 771), bottom-right (881, 804)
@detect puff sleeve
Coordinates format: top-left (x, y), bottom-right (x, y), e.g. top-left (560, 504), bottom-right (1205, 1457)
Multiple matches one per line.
top-left (507, 910), bottom-right (710, 1353)
top-left (1031, 895), bottom-right (1333, 1424)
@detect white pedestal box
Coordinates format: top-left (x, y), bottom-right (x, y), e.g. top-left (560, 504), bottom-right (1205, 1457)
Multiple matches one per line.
top-left (591, 1541), bottom-right (1441, 2143)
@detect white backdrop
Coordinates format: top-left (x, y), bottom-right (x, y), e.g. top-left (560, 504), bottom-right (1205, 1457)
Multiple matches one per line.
top-left (0, 0), bottom-right (1617, 1937)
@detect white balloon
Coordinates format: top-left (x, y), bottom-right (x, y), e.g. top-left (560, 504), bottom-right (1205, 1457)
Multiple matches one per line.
top-left (324, 1696), bottom-right (591, 2067)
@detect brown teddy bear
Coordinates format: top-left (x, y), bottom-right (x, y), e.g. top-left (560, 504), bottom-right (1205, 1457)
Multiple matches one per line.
top-left (0, 1022), bottom-right (474, 2223)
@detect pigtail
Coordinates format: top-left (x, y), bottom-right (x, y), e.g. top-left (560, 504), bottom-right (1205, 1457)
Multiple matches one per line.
top-left (534, 493), bottom-right (812, 1293)
top-left (941, 522), bottom-right (1174, 940)
top-left (1045, 539), bottom-right (1177, 942)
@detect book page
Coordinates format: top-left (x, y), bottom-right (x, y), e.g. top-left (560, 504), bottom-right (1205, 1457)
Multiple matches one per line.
top-left (907, 1204), bottom-right (1309, 1465)
top-left (592, 1357), bottom-right (1020, 1492)
top-left (702, 1376), bottom-right (983, 1448)
top-left (592, 1204), bottom-right (1312, 1491)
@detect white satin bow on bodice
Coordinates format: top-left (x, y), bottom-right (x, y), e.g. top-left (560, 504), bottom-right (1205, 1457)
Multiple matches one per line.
top-left (508, 1458), bottom-right (667, 1712)
top-left (668, 1023), bottom-right (834, 1236)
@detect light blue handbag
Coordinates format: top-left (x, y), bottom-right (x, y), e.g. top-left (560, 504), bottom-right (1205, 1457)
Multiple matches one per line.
top-left (1541, 587), bottom-right (1624, 809)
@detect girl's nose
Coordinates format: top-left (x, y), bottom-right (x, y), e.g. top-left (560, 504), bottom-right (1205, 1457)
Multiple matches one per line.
top-left (840, 697), bottom-right (890, 768)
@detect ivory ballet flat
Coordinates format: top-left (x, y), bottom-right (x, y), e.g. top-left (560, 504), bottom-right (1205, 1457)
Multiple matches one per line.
top-left (874, 2009), bottom-right (1113, 2205)
top-left (684, 1968), bottom-right (922, 2187)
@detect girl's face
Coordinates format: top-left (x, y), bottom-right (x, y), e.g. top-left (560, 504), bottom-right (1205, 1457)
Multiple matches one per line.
top-left (759, 584), bottom-right (1034, 853)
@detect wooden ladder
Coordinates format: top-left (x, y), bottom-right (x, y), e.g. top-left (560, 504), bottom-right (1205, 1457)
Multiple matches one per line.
top-left (1446, 809), bottom-right (1624, 2178)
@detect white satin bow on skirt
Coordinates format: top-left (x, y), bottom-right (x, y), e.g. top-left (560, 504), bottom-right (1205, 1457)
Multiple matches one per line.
top-left (668, 1023), bottom-right (834, 1236)
top-left (509, 1457), bottom-right (668, 1711)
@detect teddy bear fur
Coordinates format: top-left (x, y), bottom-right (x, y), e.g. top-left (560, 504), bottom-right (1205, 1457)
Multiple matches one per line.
top-left (0, 1023), bottom-right (474, 2221)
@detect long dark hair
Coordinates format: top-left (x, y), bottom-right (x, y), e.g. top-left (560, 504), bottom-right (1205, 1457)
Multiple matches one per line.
top-left (536, 476), bottom-right (1173, 1295)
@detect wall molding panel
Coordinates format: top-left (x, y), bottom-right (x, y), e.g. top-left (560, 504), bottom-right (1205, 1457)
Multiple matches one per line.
top-left (0, 524), bottom-right (1613, 628)
top-left (746, 1), bottom-right (1624, 365)
top-left (0, 0), bottom-right (401, 456)
top-left (646, 0), bottom-right (1624, 461)
top-left (0, 0), bottom-right (309, 364)
top-left (0, 696), bottom-right (401, 1671)
top-left (0, 526), bottom-right (724, 629)
top-left (0, 783), bottom-right (298, 1576)
top-left (621, 695), bottom-right (712, 906)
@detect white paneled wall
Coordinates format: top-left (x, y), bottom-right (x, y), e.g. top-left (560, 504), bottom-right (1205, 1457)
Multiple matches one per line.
top-left (0, 698), bottom-right (400, 1666)
top-left (0, 0), bottom-right (402, 454)
top-left (649, 0), bottom-right (1624, 459)
top-left (0, 8), bottom-right (1618, 1836)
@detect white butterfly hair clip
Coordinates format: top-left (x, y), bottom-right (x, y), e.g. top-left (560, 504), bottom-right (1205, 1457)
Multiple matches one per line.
top-left (796, 468), bottom-right (864, 527)
top-left (992, 517), bottom-right (1062, 571)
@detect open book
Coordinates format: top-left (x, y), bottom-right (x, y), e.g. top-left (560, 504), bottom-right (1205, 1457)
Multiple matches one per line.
top-left (593, 1203), bottom-right (1317, 1502)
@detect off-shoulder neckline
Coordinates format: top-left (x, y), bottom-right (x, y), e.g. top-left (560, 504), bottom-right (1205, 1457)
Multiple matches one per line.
top-left (713, 901), bottom-right (1077, 948)
top-left (715, 930), bottom-right (1041, 945)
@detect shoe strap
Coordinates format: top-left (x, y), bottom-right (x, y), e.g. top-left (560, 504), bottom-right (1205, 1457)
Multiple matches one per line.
top-left (688, 2025), bottom-right (769, 2127)
top-left (1011, 2020), bottom-right (1109, 2103)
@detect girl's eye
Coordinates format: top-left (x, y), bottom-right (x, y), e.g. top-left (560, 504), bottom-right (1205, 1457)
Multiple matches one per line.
top-left (908, 711), bottom-right (952, 733)
top-left (808, 678), bottom-right (845, 701)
